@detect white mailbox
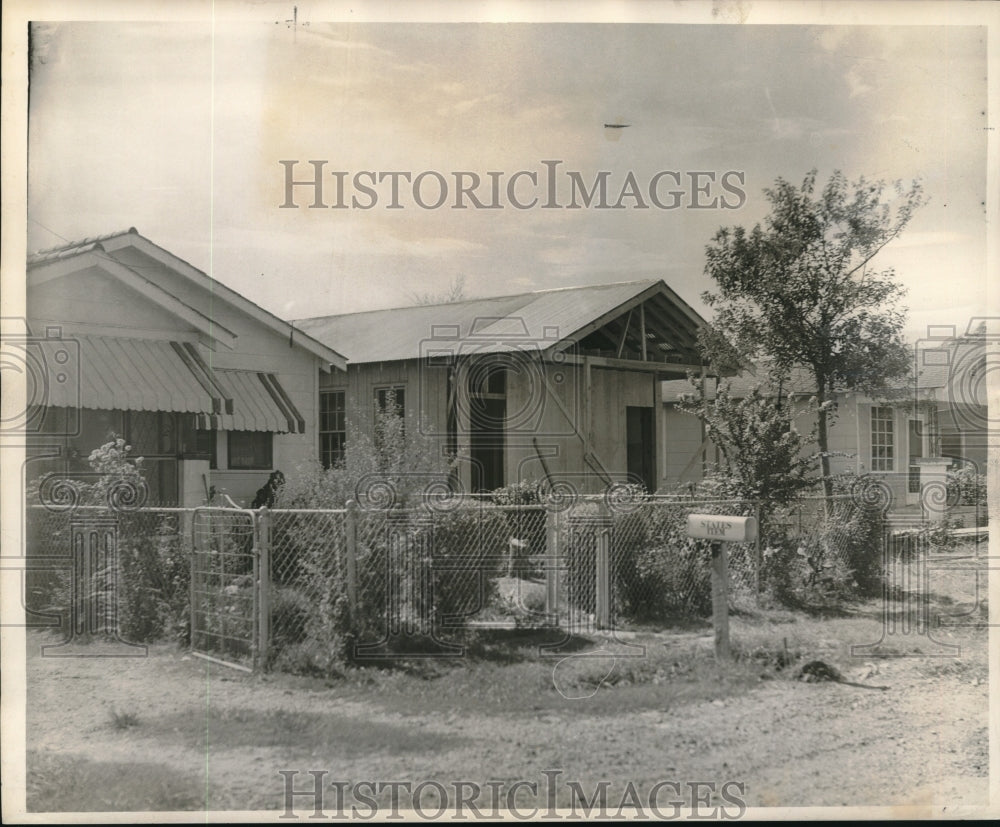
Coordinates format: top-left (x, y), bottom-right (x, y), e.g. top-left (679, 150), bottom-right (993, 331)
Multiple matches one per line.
top-left (686, 514), bottom-right (757, 543)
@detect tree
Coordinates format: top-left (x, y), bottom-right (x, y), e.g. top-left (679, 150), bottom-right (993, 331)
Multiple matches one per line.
top-left (677, 379), bottom-right (819, 518)
top-left (407, 275), bottom-right (467, 306)
top-left (278, 391), bottom-right (454, 509)
top-left (701, 170), bottom-right (924, 498)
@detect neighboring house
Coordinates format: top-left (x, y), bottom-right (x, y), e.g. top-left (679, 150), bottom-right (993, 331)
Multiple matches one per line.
top-left (913, 331), bottom-right (992, 474)
top-left (24, 228), bottom-right (346, 505)
top-left (295, 280), bottom-right (708, 494)
top-left (661, 366), bottom-right (809, 487)
top-left (661, 341), bottom-right (990, 508)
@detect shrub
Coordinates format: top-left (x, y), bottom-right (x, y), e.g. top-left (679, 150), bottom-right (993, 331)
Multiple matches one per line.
top-left (616, 500), bottom-right (752, 619)
top-left (426, 505), bottom-right (508, 623)
top-left (560, 498), bottom-right (741, 623)
top-left (268, 585), bottom-right (312, 650)
top-left (489, 480), bottom-right (547, 578)
top-left (947, 466), bottom-right (987, 507)
top-left (676, 379), bottom-right (820, 514)
top-left (29, 438), bottom-right (190, 645)
top-left (279, 393), bottom-right (454, 511)
top-left (761, 489), bottom-right (886, 607)
top-left (271, 404), bottom-right (520, 671)
top-left (116, 513), bottom-right (190, 644)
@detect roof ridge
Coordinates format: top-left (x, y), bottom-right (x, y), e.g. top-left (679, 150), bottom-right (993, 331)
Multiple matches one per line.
top-left (29, 227), bottom-right (138, 259)
top-left (295, 278), bottom-right (662, 323)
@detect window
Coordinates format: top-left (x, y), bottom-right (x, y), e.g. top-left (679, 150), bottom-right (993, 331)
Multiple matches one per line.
top-left (375, 386), bottom-right (405, 418)
top-left (228, 431), bottom-right (272, 470)
top-left (319, 390), bottom-right (346, 468)
top-left (870, 407), bottom-right (894, 471)
top-left (194, 429), bottom-right (218, 469)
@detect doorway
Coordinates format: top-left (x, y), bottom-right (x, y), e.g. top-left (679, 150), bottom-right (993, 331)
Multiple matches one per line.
top-left (906, 416), bottom-right (927, 504)
top-left (626, 406), bottom-right (655, 493)
top-left (469, 363), bottom-right (507, 493)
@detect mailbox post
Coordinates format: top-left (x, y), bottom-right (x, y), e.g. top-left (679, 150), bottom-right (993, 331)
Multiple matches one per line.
top-left (686, 515), bottom-right (757, 661)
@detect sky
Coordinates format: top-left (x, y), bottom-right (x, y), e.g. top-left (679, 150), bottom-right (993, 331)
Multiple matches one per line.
top-left (24, 2), bottom-right (993, 342)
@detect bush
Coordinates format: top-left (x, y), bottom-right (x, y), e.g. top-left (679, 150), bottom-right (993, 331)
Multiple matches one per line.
top-left (947, 466), bottom-right (987, 507)
top-left (622, 501), bottom-right (754, 619)
top-left (116, 513), bottom-right (190, 644)
top-left (30, 438), bottom-right (190, 645)
top-left (426, 506), bottom-right (508, 623)
top-left (560, 498), bottom-right (742, 623)
top-left (489, 481), bottom-right (547, 578)
top-left (270, 404), bottom-right (523, 671)
top-left (761, 489), bottom-right (886, 607)
top-left (268, 585), bottom-right (312, 650)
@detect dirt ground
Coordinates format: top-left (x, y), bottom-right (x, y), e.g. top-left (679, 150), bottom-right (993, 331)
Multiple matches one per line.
top-left (12, 553), bottom-right (996, 819)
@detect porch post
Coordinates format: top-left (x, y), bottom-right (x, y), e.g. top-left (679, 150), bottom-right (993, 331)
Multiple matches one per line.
top-left (917, 457), bottom-right (953, 523)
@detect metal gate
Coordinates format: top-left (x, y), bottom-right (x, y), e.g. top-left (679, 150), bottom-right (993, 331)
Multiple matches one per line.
top-left (190, 506), bottom-right (263, 671)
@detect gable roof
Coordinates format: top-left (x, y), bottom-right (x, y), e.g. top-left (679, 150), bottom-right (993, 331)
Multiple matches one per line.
top-left (912, 337), bottom-right (989, 404)
top-left (28, 228), bottom-right (347, 371)
top-left (27, 228), bottom-right (136, 266)
top-left (662, 339), bottom-right (990, 406)
top-left (295, 279), bottom-right (706, 365)
top-left (662, 364), bottom-right (818, 403)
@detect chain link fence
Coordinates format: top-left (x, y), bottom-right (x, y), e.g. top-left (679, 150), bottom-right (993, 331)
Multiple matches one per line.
top-left (261, 495), bottom-right (759, 656)
top-left (24, 504), bottom-right (190, 643)
top-left (22, 489), bottom-right (905, 672)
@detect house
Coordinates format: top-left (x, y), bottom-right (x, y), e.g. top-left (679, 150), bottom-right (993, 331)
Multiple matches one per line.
top-left (24, 228), bottom-right (346, 506)
top-left (913, 329), bottom-right (992, 474)
top-left (661, 338), bottom-right (991, 509)
top-left (295, 280), bottom-right (708, 494)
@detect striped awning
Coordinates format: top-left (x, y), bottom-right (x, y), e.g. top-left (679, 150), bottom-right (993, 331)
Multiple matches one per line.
top-left (28, 334), bottom-right (302, 433)
top-left (205, 369), bottom-right (305, 434)
top-left (34, 335), bottom-right (221, 415)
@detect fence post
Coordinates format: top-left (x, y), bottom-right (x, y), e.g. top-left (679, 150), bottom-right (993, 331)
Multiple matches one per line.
top-left (190, 510), bottom-right (200, 653)
top-left (595, 500), bottom-right (611, 630)
top-left (545, 506), bottom-right (558, 621)
top-left (345, 499), bottom-right (359, 625)
top-left (710, 540), bottom-right (731, 660)
top-left (257, 507), bottom-right (271, 671)
top-left (754, 501), bottom-right (762, 606)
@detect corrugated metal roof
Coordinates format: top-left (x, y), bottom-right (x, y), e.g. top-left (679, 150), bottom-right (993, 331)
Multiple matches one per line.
top-left (663, 341), bottom-right (992, 405)
top-left (211, 370), bottom-right (304, 433)
top-left (662, 365), bottom-right (818, 402)
top-left (33, 335), bottom-right (216, 414)
top-left (295, 279), bottom-right (697, 364)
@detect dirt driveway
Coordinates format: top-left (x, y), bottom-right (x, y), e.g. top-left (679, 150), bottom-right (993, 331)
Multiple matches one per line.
top-left (17, 583), bottom-right (992, 819)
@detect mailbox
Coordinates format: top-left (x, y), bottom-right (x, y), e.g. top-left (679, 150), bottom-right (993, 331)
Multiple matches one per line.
top-left (686, 514), bottom-right (757, 543)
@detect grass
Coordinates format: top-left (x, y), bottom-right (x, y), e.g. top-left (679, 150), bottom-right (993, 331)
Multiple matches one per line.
top-left (27, 751), bottom-right (203, 812)
top-left (311, 626), bottom-right (803, 717)
top-left (144, 706), bottom-right (467, 753)
top-left (108, 707), bottom-right (140, 730)
top-left (301, 544), bottom-right (990, 716)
